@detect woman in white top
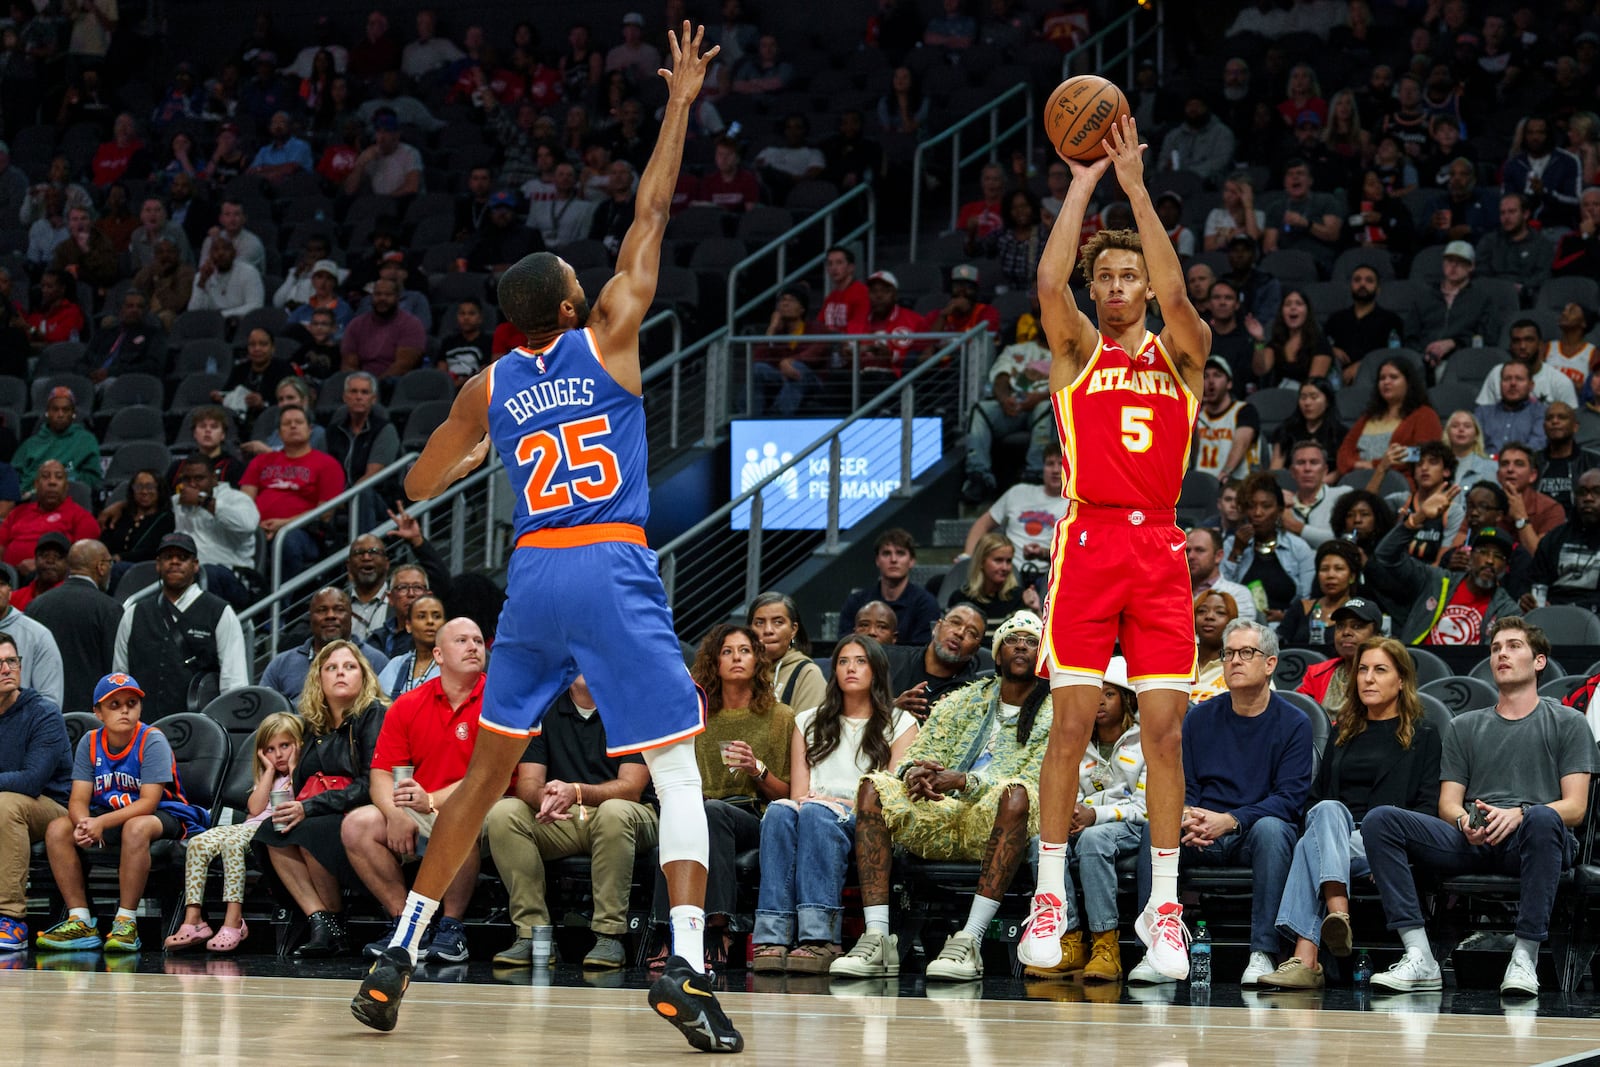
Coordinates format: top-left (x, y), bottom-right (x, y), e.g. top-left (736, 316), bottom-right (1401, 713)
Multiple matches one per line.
top-left (1203, 172), bottom-right (1266, 251)
top-left (377, 594), bottom-right (443, 697)
top-left (751, 635), bottom-right (917, 975)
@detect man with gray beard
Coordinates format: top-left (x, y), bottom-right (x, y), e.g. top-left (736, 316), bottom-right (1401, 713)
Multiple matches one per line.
top-left (885, 604), bottom-right (986, 722)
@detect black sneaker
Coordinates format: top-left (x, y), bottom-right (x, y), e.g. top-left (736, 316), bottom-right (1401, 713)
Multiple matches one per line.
top-left (961, 473), bottom-right (996, 505)
top-left (351, 946), bottom-right (413, 1032)
top-left (647, 954), bottom-right (745, 1053)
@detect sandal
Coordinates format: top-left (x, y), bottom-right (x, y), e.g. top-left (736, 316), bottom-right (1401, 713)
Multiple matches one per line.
top-left (164, 922), bottom-right (214, 951)
top-left (205, 922), bottom-right (248, 953)
top-left (752, 943), bottom-right (789, 974)
top-left (785, 942), bottom-right (843, 975)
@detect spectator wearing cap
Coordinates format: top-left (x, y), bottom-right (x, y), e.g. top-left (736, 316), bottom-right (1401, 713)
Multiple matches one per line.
top-left (23, 269), bottom-right (85, 349)
top-left (128, 198), bottom-right (193, 269)
top-left (358, 69), bottom-right (447, 135)
top-left (84, 290), bottom-right (165, 388)
top-left (0, 563), bottom-right (65, 706)
top-left (12, 395), bottom-right (101, 491)
top-left (247, 111), bottom-right (314, 185)
top-left (1154, 191), bottom-right (1195, 257)
top-left (469, 191), bottom-right (544, 275)
top-left (1377, 516), bottom-right (1519, 646)
top-left (1503, 116), bottom-right (1584, 229)
top-left (1274, 108), bottom-right (1346, 193)
top-left (113, 532), bottom-right (248, 715)
top-left (696, 138), bottom-right (761, 213)
top-left (1475, 193), bottom-right (1555, 303)
top-left (1194, 356), bottom-right (1260, 481)
top-left (1262, 157), bottom-right (1343, 275)
top-left (922, 264), bottom-right (1000, 339)
top-left (606, 13), bottom-right (662, 85)
top-left (285, 260), bottom-right (354, 334)
top-left (526, 162), bottom-right (596, 249)
top-left (1158, 94), bottom-right (1236, 187)
top-left (343, 111), bottom-right (423, 199)
top-left (1520, 468), bottom-right (1600, 615)
top-left (354, 252), bottom-right (432, 331)
top-left (8, 531), bottom-right (69, 613)
top-left (1412, 241), bottom-right (1501, 369)
top-left (342, 278), bottom-right (426, 381)
top-left (852, 270), bottom-right (926, 381)
top-left (25, 539), bottom-right (120, 713)
top-left (752, 284), bottom-right (827, 416)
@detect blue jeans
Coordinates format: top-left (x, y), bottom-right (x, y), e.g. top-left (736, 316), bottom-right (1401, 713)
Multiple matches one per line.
top-left (1273, 800), bottom-right (1371, 945)
top-left (753, 800), bottom-right (856, 945)
top-left (1363, 803), bottom-right (1576, 943)
top-left (752, 361), bottom-right (821, 416)
top-left (274, 527), bottom-right (323, 582)
top-left (964, 398), bottom-right (1053, 479)
top-left (1062, 821), bottom-right (1142, 934)
top-left (1137, 815), bottom-right (1298, 954)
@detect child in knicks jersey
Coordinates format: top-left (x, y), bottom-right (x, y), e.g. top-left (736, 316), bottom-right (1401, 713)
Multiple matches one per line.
top-left (35, 673), bottom-right (209, 953)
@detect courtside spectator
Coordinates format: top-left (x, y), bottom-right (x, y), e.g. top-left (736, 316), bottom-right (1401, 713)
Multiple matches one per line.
top-left (0, 629), bottom-right (70, 952)
top-left (23, 540), bottom-right (118, 713)
top-left (1295, 597), bottom-right (1383, 721)
top-left (261, 588), bottom-right (389, 702)
top-left (747, 592), bottom-right (826, 716)
top-left (885, 605), bottom-right (986, 721)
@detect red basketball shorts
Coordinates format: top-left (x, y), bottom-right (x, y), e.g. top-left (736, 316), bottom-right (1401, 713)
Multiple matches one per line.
top-left (1038, 502), bottom-right (1196, 693)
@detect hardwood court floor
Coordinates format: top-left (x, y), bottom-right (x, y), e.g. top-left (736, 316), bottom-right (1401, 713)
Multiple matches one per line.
top-left (4, 958), bottom-right (1600, 1066)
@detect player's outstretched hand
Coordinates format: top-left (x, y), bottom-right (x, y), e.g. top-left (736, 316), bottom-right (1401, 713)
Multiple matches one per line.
top-left (1101, 115), bottom-right (1147, 192)
top-left (1066, 153), bottom-right (1110, 190)
top-left (659, 21), bottom-right (720, 103)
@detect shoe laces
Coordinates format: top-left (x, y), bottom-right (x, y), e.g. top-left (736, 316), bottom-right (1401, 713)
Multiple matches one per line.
top-left (1023, 893), bottom-right (1065, 941)
top-left (1150, 909), bottom-right (1190, 952)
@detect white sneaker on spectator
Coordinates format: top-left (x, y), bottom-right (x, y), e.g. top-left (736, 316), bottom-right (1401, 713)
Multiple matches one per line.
top-left (1015, 893), bottom-right (1066, 969)
top-left (1133, 901), bottom-right (1190, 980)
top-left (1240, 951), bottom-right (1275, 987)
top-left (925, 931), bottom-right (983, 982)
top-left (830, 931), bottom-right (899, 978)
top-left (1500, 956), bottom-right (1539, 997)
top-left (1127, 955), bottom-right (1177, 985)
top-left (1370, 950), bottom-right (1442, 993)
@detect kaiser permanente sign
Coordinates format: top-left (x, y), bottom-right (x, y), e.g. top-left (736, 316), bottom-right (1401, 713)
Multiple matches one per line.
top-left (730, 418), bottom-right (942, 531)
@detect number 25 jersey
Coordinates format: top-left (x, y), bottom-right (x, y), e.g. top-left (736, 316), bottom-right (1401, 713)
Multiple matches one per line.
top-left (487, 327), bottom-right (650, 536)
top-left (1052, 330), bottom-right (1198, 510)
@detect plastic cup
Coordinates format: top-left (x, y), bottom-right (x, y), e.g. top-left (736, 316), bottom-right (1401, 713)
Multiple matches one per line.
top-left (719, 742), bottom-right (740, 778)
top-left (270, 789), bottom-right (292, 832)
top-left (1532, 584), bottom-right (1549, 609)
top-left (393, 765), bottom-right (414, 785)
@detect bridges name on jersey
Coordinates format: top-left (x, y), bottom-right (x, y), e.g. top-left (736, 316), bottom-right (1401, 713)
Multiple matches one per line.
top-left (500, 376), bottom-right (598, 425)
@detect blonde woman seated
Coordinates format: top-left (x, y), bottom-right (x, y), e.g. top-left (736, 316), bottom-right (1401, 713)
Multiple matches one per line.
top-left (1191, 590), bottom-right (1240, 704)
top-left (751, 635), bottom-right (917, 974)
top-left (950, 531), bottom-right (1041, 642)
top-left (1257, 638), bottom-right (1441, 990)
top-left (1022, 657), bottom-right (1144, 983)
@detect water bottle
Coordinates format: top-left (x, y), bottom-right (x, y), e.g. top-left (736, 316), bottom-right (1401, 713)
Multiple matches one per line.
top-left (1190, 921), bottom-right (1211, 990)
top-left (1353, 949), bottom-right (1373, 985)
top-left (1387, 329), bottom-right (1401, 348)
top-left (1308, 616), bottom-right (1326, 645)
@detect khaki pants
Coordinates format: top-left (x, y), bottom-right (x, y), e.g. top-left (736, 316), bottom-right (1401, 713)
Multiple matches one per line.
top-left (0, 792), bottom-right (67, 917)
top-left (483, 796), bottom-right (658, 937)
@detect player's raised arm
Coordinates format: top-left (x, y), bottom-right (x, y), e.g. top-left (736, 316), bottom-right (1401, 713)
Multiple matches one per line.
top-left (403, 367), bottom-right (491, 501)
top-left (1036, 154), bottom-right (1109, 364)
top-left (1103, 116), bottom-right (1211, 370)
top-left (587, 22), bottom-right (719, 394)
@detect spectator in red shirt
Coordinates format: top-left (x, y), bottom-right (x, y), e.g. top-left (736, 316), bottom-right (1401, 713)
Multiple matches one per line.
top-left (817, 245), bottom-right (870, 333)
top-left (90, 113), bottom-right (150, 188)
top-left (240, 406), bottom-right (346, 578)
top-left (0, 461), bottom-right (101, 577)
top-left (317, 120), bottom-right (365, 187)
top-left (24, 270), bottom-right (86, 349)
top-left (339, 617), bottom-right (490, 962)
top-left (341, 279), bottom-right (427, 381)
top-left (956, 163), bottom-right (1008, 243)
top-left (921, 263), bottom-right (1001, 338)
top-left (491, 320), bottom-right (525, 358)
top-left (696, 136), bottom-right (761, 212)
top-left (853, 270), bottom-right (925, 380)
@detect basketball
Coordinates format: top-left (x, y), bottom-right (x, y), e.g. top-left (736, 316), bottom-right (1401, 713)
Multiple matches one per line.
top-left (1043, 75), bottom-right (1131, 161)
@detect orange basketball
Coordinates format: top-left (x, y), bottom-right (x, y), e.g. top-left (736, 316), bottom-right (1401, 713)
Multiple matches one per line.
top-left (1043, 75), bottom-right (1131, 161)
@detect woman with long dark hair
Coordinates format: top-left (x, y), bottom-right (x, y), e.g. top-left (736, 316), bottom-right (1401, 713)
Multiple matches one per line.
top-left (972, 188), bottom-right (1046, 289)
top-left (1278, 539), bottom-right (1365, 647)
top-left (1221, 471), bottom-right (1316, 621)
top-left (748, 591), bottom-right (825, 713)
top-left (1247, 288), bottom-right (1334, 388)
top-left (1270, 380), bottom-right (1345, 471)
top-left (1258, 638), bottom-right (1440, 990)
top-left (100, 468), bottom-right (175, 563)
top-left (1336, 356), bottom-right (1441, 477)
top-left (1329, 488), bottom-right (1397, 566)
top-left (751, 635), bottom-right (917, 974)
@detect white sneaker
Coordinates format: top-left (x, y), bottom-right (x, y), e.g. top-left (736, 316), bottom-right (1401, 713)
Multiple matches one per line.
top-left (1127, 955), bottom-right (1178, 984)
top-left (925, 931), bottom-right (983, 982)
top-left (1499, 956), bottom-right (1539, 998)
top-left (830, 931), bottom-right (900, 978)
top-left (1133, 901), bottom-right (1190, 980)
top-left (1370, 950), bottom-right (1442, 993)
top-left (1015, 893), bottom-right (1066, 969)
top-left (1240, 951), bottom-right (1276, 987)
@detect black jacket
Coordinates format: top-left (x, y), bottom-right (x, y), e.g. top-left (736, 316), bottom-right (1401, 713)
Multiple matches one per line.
top-left (25, 575), bottom-right (120, 714)
top-left (1310, 716), bottom-right (1442, 821)
top-left (294, 701), bottom-right (386, 818)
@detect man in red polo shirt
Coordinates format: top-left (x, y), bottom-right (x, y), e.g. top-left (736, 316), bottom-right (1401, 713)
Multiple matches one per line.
top-left (341, 617), bottom-right (492, 964)
top-left (817, 246), bottom-right (869, 333)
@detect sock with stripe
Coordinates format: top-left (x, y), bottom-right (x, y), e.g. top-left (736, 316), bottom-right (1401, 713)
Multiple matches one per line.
top-left (387, 891), bottom-right (440, 965)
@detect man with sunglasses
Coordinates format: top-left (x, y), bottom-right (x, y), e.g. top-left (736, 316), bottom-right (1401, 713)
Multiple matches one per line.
top-left (1132, 618), bottom-right (1312, 988)
top-left (885, 604), bottom-right (987, 722)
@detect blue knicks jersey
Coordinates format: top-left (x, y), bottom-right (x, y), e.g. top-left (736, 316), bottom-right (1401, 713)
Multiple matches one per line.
top-left (90, 722), bottom-right (209, 836)
top-left (486, 328), bottom-right (650, 537)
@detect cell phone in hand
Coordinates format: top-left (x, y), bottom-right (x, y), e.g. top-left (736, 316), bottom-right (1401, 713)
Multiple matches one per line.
top-left (1467, 803), bottom-right (1488, 829)
top-left (1401, 447), bottom-right (1421, 463)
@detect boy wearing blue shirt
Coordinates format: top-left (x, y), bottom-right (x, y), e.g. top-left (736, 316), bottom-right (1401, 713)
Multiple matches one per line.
top-left (35, 673), bottom-right (208, 952)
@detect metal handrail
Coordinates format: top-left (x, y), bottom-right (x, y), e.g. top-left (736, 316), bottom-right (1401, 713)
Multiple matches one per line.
top-left (266, 450), bottom-right (420, 591)
top-left (734, 330), bottom-right (977, 415)
top-left (1061, 1), bottom-right (1165, 87)
top-left (640, 307), bottom-right (682, 359)
top-left (908, 82), bottom-right (1034, 260)
top-left (659, 323), bottom-right (991, 589)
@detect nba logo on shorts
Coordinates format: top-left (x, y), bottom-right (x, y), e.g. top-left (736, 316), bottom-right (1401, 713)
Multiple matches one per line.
top-left (1078, 531), bottom-right (1088, 546)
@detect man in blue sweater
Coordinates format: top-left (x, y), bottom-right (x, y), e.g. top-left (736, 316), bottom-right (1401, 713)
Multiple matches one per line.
top-left (0, 629), bottom-right (71, 951)
top-left (1134, 618), bottom-right (1313, 987)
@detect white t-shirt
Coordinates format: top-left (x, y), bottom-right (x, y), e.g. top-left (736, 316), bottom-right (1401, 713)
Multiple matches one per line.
top-left (1544, 340), bottom-right (1596, 393)
top-left (989, 482), bottom-right (1068, 557)
top-left (754, 145), bottom-right (825, 179)
top-left (1473, 362), bottom-right (1578, 408)
top-left (795, 707), bottom-right (916, 800)
top-left (1203, 207), bottom-right (1266, 241)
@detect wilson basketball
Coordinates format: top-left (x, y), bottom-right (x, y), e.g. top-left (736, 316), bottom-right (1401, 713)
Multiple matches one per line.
top-left (1043, 75), bottom-right (1131, 161)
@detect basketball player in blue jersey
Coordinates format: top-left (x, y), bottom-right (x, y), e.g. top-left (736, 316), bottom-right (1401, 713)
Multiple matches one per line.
top-left (352, 24), bottom-right (742, 1053)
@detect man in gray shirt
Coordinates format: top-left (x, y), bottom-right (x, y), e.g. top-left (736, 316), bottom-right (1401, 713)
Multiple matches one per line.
top-left (1475, 193), bottom-right (1555, 304)
top-left (1362, 616), bottom-right (1599, 998)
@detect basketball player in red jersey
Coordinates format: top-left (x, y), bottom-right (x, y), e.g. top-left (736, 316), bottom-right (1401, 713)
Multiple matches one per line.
top-left (1015, 116), bottom-right (1211, 981)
